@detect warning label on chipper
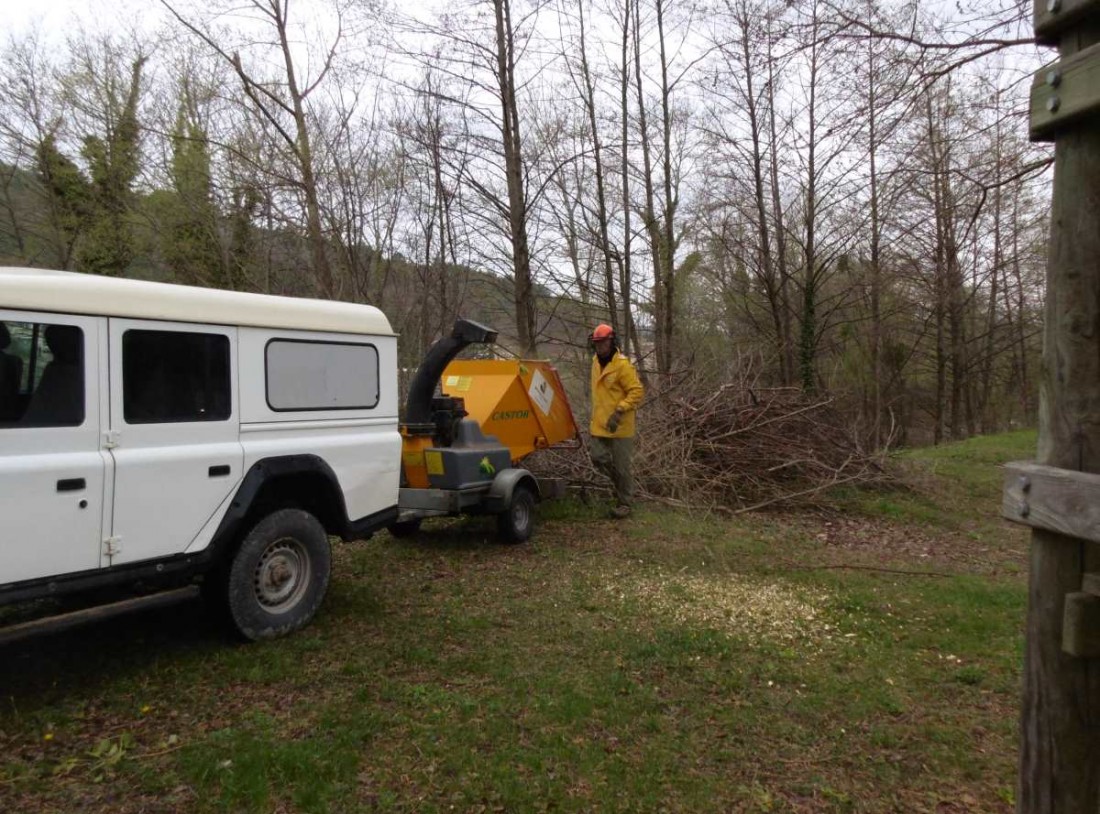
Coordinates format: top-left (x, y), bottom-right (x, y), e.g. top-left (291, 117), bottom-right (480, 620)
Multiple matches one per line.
top-left (444, 375), bottom-right (473, 393)
top-left (528, 369), bottom-right (554, 416)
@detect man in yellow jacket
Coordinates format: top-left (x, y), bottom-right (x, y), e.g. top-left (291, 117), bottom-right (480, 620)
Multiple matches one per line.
top-left (589, 323), bottom-right (644, 518)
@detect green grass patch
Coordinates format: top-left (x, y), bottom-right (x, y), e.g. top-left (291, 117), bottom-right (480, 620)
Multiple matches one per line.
top-left (0, 431), bottom-right (1032, 813)
top-left (828, 431), bottom-right (1035, 573)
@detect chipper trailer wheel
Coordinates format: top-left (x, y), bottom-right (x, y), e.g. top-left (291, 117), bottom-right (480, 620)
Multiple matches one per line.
top-left (497, 483), bottom-right (537, 544)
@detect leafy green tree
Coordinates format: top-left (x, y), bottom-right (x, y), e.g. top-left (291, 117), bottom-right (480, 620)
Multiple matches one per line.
top-left (159, 93), bottom-right (224, 287)
top-left (227, 181), bottom-right (262, 292)
top-left (35, 134), bottom-right (92, 268)
top-left (75, 55), bottom-right (145, 276)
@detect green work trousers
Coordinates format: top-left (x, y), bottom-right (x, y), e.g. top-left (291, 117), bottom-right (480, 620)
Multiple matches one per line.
top-left (590, 435), bottom-right (635, 506)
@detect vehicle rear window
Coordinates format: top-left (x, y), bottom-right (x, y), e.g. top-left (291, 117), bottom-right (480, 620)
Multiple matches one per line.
top-left (0, 320), bottom-right (85, 428)
top-left (266, 339), bottom-right (379, 411)
top-left (123, 330), bottom-right (231, 423)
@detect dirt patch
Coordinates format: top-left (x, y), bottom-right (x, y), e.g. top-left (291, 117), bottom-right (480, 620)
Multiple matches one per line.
top-left (777, 511), bottom-right (1028, 576)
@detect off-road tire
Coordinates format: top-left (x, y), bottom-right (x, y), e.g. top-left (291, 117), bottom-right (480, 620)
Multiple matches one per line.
top-left (496, 484), bottom-right (536, 544)
top-left (226, 508), bottom-right (331, 641)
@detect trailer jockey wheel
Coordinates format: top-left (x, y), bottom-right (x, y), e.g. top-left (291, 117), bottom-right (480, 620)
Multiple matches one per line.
top-left (497, 483), bottom-right (536, 544)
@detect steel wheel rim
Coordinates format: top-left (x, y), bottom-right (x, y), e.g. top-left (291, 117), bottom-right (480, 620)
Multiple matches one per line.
top-left (513, 498), bottom-right (531, 533)
top-left (253, 537), bottom-right (311, 613)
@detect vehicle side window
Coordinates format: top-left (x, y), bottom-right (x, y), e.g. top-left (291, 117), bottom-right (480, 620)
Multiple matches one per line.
top-left (123, 330), bottom-right (230, 423)
top-left (0, 320), bottom-right (84, 428)
top-left (266, 339), bottom-right (379, 411)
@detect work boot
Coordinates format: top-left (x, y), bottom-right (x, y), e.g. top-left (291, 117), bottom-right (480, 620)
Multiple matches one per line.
top-left (610, 504), bottom-right (632, 519)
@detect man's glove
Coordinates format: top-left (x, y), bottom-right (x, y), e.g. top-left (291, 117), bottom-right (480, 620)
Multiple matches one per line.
top-left (606, 409), bottom-right (623, 433)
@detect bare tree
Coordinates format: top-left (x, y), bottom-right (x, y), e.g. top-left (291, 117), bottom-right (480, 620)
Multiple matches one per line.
top-left (560, 0), bottom-right (620, 340)
top-left (492, 0), bottom-right (539, 353)
top-left (633, 0), bottom-right (693, 377)
top-left (391, 0), bottom-right (550, 353)
top-left (161, 0), bottom-right (343, 297)
top-left (701, 0), bottom-right (792, 384)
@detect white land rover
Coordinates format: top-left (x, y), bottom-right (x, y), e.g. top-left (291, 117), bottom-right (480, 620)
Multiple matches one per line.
top-left (0, 267), bottom-right (402, 640)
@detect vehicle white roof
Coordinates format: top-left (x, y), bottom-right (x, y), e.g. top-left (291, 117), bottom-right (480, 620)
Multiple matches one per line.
top-left (0, 267), bottom-right (394, 336)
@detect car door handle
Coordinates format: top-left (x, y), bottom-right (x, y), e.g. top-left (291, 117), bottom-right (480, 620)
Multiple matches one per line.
top-left (57, 478), bottom-right (86, 492)
top-left (208, 465), bottom-right (231, 478)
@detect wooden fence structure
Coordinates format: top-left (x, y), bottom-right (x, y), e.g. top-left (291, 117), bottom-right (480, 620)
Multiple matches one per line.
top-left (1004, 2), bottom-right (1100, 810)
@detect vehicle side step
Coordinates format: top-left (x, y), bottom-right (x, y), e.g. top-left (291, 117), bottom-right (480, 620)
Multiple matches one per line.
top-left (0, 586), bottom-right (201, 646)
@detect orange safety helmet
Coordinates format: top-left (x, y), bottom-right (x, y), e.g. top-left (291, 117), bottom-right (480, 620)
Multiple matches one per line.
top-left (590, 323), bottom-right (615, 341)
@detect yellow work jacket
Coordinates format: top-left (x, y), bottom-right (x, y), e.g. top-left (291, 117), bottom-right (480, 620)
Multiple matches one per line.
top-left (590, 351), bottom-right (644, 438)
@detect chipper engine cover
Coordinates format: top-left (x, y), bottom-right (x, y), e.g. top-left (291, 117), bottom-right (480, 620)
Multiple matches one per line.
top-left (441, 359), bottom-right (579, 463)
top-left (422, 420), bottom-right (512, 491)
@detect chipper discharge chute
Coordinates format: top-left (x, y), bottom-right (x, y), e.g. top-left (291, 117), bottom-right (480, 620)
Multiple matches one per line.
top-left (395, 319), bottom-right (579, 543)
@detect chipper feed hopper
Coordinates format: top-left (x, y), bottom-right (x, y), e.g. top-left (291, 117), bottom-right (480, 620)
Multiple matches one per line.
top-left (393, 319), bottom-right (578, 543)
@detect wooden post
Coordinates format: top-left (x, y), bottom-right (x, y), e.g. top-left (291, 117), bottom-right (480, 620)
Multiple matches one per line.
top-left (1019, 3), bottom-right (1100, 810)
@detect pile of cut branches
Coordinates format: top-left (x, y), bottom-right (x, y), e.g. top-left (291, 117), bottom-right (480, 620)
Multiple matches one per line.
top-left (528, 383), bottom-right (889, 513)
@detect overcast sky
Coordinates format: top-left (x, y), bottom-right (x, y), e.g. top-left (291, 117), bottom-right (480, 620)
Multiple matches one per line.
top-left (2, 0), bottom-right (172, 42)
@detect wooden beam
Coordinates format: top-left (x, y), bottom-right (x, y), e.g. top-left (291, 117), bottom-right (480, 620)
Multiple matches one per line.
top-left (1003, 461), bottom-right (1100, 542)
top-left (1035, 0), bottom-right (1100, 45)
top-left (1063, 592), bottom-right (1100, 657)
top-left (1031, 43), bottom-right (1100, 141)
top-left (1083, 572), bottom-right (1100, 595)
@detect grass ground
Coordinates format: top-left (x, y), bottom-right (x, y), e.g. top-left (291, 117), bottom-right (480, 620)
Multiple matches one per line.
top-left (0, 431), bottom-right (1037, 813)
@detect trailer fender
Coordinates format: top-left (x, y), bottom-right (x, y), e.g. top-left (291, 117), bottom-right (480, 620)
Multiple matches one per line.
top-left (484, 468), bottom-right (540, 513)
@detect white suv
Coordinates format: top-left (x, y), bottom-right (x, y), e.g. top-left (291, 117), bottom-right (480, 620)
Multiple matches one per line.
top-left (0, 267), bottom-right (402, 640)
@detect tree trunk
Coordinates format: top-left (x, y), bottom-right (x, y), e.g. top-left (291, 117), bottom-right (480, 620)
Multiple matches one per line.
top-left (947, 225), bottom-right (964, 440)
top-left (632, 0), bottom-right (678, 377)
top-left (926, 93), bottom-right (947, 445)
top-left (431, 100), bottom-right (454, 337)
top-left (866, 16), bottom-right (883, 448)
top-left (619, 0), bottom-right (637, 360)
top-left (799, 0), bottom-right (820, 393)
top-left (736, 2), bottom-right (785, 386)
top-left (493, 0), bottom-right (537, 355)
top-left (576, 0), bottom-right (619, 339)
top-left (1009, 192), bottom-right (1031, 422)
top-left (656, 0), bottom-right (677, 376)
top-left (979, 137), bottom-right (1003, 434)
top-left (766, 24), bottom-right (793, 386)
top-left (634, 0), bottom-right (665, 376)
top-left (271, 0), bottom-right (333, 298)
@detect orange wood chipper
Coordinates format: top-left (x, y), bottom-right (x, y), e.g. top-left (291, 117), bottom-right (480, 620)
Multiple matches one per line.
top-left (392, 319), bottom-right (579, 542)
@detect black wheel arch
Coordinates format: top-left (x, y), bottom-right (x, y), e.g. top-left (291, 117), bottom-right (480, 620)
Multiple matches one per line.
top-left (484, 468), bottom-right (540, 513)
top-left (208, 456), bottom-right (354, 562)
